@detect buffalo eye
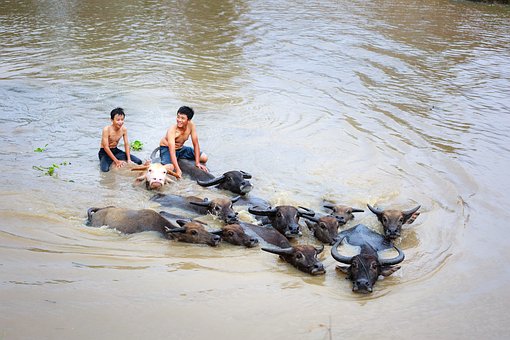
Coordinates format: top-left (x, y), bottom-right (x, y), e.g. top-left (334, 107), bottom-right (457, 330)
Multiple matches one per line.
top-left (352, 261), bottom-right (358, 269)
top-left (277, 212), bottom-right (283, 218)
top-left (214, 206), bottom-right (221, 211)
top-left (227, 231), bottom-right (234, 237)
top-left (382, 216), bottom-right (388, 224)
top-left (370, 262), bottom-right (378, 270)
top-left (319, 223), bottom-right (326, 230)
top-left (398, 217), bottom-right (404, 223)
top-left (295, 253), bottom-right (303, 260)
top-left (191, 230), bottom-right (198, 235)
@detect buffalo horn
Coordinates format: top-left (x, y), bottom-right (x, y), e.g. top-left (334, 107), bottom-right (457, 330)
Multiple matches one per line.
top-left (297, 206), bottom-right (315, 217)
top-left (378, 246), bottom-right (405, 266)
top-left (367, 203), bottom-right (383, 215)
top-left (165, 227), bottom-right (187, 233)
top-left (323, 204), bottom-right (335, 211)
top-left (261, 246), bottom-right (294, 255)
top-left (189, 198), bottom-right (212, 208)
top-left (248, 206), bottom-right (277, 216)
top-left (403, 205), bottom-right (421, 216)
top-left (352, 208), bottom-right (365, 213)
top-left (240, 171), bottom-right (252, 179)
top-left (231, 195), bottom-right (241, 203)
top-left (130, 165), bottom-right (150, 172)
top-left (301, 214), bottom-right (319, 223)
top-left (315, 244), bottom-right (325, 254)
top-left (330, 237), bottom-right (355, 264)
top-left (197, 175), bottom-right (226, 187)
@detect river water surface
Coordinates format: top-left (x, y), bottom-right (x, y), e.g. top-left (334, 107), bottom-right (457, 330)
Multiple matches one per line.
top-left (1, 0), bottom-right (510, 339)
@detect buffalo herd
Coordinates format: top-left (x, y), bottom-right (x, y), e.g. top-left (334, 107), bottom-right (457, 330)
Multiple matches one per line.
top-left (87, 158), bottom-right (421, 294)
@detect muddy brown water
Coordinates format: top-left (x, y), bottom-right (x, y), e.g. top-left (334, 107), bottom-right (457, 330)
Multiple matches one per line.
top-left (1, 0), bottom-right (510, 339)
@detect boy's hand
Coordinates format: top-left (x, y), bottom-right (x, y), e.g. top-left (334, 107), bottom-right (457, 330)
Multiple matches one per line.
top-left (196, 163), bottom-right (208, 172)
top-left (115, 160), bottom-right (127, 168)
top-left (175, 168), bottom-right (183, 178)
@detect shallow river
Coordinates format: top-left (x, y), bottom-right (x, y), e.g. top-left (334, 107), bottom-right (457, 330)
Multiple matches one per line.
top-left (1, 0), bottom-right (510, 339)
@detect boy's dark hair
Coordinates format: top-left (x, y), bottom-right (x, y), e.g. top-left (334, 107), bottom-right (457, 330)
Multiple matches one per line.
top-left (177, 106), bottom-right (194, 120)
top-left (110, 107), bottom-right (125, 120)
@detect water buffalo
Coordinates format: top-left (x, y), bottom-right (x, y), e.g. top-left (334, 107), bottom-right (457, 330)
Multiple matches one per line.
top-left (131, 163), bottom-right (178, 190)
top-left (213, 224), bottom-right (259, 248)
top-left (150, 193), bottom-right (240, 224)
top-left (301, 215), bottom-right (340, 245)
top-left (248, 205), bottom-right (315, 238)
top-left (323, 204), bottom-right (364, 225)
top-left (367, 203), bottom-right (421, 240)
top-left (150, 148), bottom-right (253, 195)
top-left (262, 244), bottom-right (326, 275)
top-left (331, 224), bottom-right (405, 293)
top-left (240, 222), bottom-right (292, 248)
top-left (86, 207), bottom-right (221, 246)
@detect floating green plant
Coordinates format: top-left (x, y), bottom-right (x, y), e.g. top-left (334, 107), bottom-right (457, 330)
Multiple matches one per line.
top-left (130, 140), bottom-right (143, 151)
top-left (34, 144), bottom-right (48, 152)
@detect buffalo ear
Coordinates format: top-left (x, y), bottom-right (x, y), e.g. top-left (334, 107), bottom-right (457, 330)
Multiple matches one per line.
top-left (405, 212), bottom-right (420, 225)
top-left (335, 265), bottom-right (350, 274)
top-left (380, 266), bottom-right (401, 277)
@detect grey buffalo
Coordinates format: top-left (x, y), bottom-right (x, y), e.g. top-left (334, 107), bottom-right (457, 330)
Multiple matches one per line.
top-left (248, 205), bottom-right (315, 238)
top-left (150, 193), bottom-right (240, 224)
top-left (331, 224), bottom-right (405, 293)
top-left (367, 203), bottom-right (421, 240)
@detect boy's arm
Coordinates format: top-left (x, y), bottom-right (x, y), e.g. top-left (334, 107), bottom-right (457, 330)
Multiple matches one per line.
top-left (122, 127), bottom-right (132, 163)
top-left (166, 126), bottom-right (182, 177)
top-left (101, 127), bottom-right (125, 168)
top-left (190, 123), bottom-right (208, 172)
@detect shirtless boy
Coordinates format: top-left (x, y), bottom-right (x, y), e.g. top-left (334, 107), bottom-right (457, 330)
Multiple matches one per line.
top-left (159, 106), bottom-right (208, 178)
top-left (98, 107), bottom-right (142, 172)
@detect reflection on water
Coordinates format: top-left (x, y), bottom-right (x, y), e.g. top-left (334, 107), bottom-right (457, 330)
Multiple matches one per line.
top-left (1, 0), bottom-right (510, 338)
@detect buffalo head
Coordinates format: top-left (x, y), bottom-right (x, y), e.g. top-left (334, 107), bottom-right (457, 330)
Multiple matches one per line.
top-left (302, 215), bottom-right (340, 245)
top-left (212, 224), bottom-right (259, 248)
top-left (367, 204), bottom-right (421, 240)
top-left (331, 237), bottom-right (404, 293)
top-left (262, 244), bottom-right (326, 275)
top-left (248, 205), bottom-right (315, 238)
top-left (189, 196), bottom-right (240, 224)
top-left (197, 171), bottom-right (253, 195)
top-left (165, 220), bottom-right (221, 246)
top-left (132, 163), bottom-right (178, 190)
top-left (323, 204), bottom-right (364, 225)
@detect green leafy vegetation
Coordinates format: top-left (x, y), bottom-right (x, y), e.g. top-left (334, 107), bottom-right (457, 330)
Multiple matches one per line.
top-left (130, 140), bottom-right (143, 151)
top-left (34, 144), bottom-right (48, 152)
top-left (33, 161), bottom-right (70, 177)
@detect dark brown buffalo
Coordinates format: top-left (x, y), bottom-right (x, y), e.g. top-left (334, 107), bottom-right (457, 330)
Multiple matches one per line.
top-left (213, 224), bottom-right (259, 248)
top-left (301, 215), bottom-right (340, 245)
top-left (331, 224), bottom-right (405, 293)
top-left (86, 207), bottom-right (221, 246)
top-left (323, 204), bottom-right (364, 225)
top-left (169, 219), bottom-right (221, 246)
top-left (367, 203), bottom-right (421, 240)
top-left (150, 193), bottom-right (240, 224)
top-left (262, 244), bottom-right (326, 275)
top-left (239, 222), bottom-right (292, 249)
top-left (248, 205), bottom-right (315, 238)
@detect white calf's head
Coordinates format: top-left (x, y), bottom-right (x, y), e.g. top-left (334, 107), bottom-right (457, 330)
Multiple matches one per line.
top-left (132, 163), bottom-right (177, 190)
